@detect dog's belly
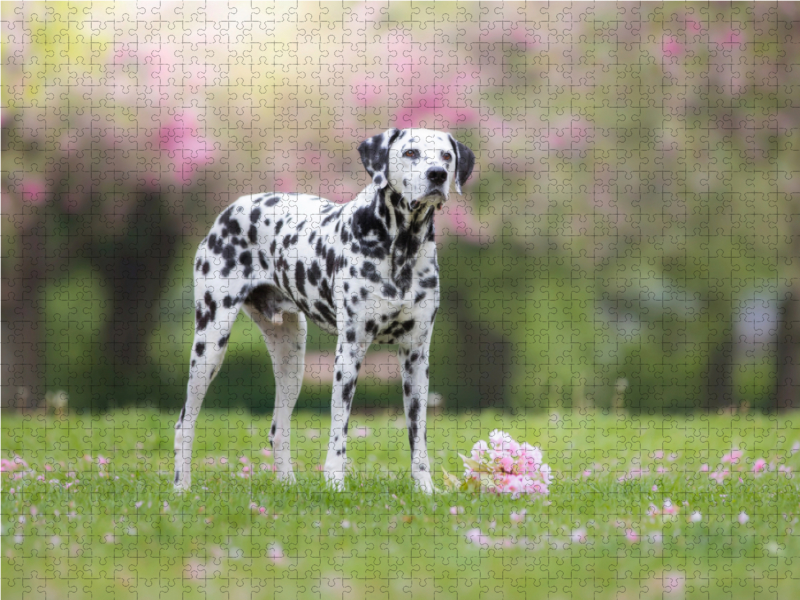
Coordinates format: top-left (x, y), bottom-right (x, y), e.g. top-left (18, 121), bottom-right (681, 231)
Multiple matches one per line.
top-left (197, 192), bottom-right (346, 332)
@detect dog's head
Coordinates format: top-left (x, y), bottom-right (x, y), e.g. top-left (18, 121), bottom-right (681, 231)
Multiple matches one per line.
top-left (358, 128), bottom-right (475, 210)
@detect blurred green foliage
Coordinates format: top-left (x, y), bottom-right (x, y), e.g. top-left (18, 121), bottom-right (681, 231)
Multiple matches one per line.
top-left (3, 3), bottom-right (798, 413)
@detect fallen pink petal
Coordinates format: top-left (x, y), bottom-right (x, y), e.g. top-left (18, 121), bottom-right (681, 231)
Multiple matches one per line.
top-left (465, 528), bottom-right (491, 548)
top-left (722, 450), bottom-right (743, 464)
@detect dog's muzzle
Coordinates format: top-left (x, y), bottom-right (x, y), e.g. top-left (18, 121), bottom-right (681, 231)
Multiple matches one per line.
top-left (410, 166), bottom-right (449, 211)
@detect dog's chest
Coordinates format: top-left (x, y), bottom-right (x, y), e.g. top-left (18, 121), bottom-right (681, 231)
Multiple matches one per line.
top-left (341, 249), bottom-right (439, 344)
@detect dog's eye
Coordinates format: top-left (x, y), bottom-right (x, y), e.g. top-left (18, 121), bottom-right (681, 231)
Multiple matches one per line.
top-left (403, 149), bottom-right (418, 159)
top-left (442, 152), bottom-right (453, 161)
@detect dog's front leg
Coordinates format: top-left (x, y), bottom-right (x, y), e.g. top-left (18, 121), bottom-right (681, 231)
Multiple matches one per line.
top-left (399, 343), bottom-right (434, 494)
top-left (324, 338), bottom-right (369, 491)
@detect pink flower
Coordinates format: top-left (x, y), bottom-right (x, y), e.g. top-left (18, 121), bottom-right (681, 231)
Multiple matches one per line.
top-left (97, 456), bottom-right (109, 465)
top-left (158, 112), bottom-right (215, 185)
top-left (722, 450), bottom-right (743, 464)
top-left (662, 499), bottom-right (678, 515)
top-left (454, 433), bottom-right (549, 496)
top-left (499, 455), bottom-right (514, 473)
top-left (571, 528), bottom-right (587, 543)
top-left (663, 571), bottom-right (686, 593)
top-left (709, 469), bottom-right (729, 484)
top-left (449, 506), bottom-right (464, 515)
top-left (489, 429), bottom-right (510, 448)
top-left (499, 475), bottom-right (524, 495)
top-left (625, 529), bottom-right (639, 543)
top-left (465, 528), bottom-right (491, 548)
top-left (471, 440), bottom-right (489, 461)
top-left (239, 456), bottom-right (248, 464)
top-left (20, 179), bottom-right (47, 205)
top-left (662, 35), bottom-right (683, 57)
top-left (437, 199), bottom-right (486, 245)
top-left (738, 512), bottom-right (749, 524)
top-left (753, 458), bottom-right (767, 473)
top-left (267, 543), bottom-right (285, 565)
top-left (700, 464), bottom-right (709, 472)
top-left (1, 457), bottom-right (27, 472)
top-left (519, 443), bottom-right (543, 466)
top-left (717, 29), bottom-right (742, 50)
top-left (510, 510), bottom-right (526, 523)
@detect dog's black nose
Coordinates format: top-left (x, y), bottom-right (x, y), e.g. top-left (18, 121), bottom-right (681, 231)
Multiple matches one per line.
top-left (426, 167), bottom-right (448, 186)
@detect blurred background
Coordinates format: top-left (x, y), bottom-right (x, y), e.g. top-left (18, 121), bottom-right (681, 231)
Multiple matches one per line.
top-left (2, 2), bottom-right (799, 415)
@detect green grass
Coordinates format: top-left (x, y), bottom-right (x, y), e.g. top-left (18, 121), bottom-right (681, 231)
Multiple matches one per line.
top-left (3, 409), bottom-right (800, 599)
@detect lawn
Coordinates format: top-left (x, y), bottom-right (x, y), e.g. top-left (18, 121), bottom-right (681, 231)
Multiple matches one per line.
top-left (2, 409), bottom-right (799, 599)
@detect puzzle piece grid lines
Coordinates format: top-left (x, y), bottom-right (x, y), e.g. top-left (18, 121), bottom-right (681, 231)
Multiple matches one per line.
top-left (2, 3), bottom-right (800, 600)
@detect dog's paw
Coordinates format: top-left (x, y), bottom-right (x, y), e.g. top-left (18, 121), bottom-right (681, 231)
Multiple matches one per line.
top-left (275, 470), bottom-right (297, 485)
top-left (324, 470), bottom-right (346, 492)
top-left (414, 473), bottom-right (435, 495)
top-left (173, 467), bottom-right (192, 492)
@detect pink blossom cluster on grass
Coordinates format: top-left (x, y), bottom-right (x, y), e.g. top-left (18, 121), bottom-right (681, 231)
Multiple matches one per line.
top-left (444, 430), bottom-right (551, 496)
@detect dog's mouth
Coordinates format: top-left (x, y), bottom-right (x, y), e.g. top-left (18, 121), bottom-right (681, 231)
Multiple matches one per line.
top-left (410, 190), bottom-right (448, 211)
top-left (429, 189), bottom-right (448, 211)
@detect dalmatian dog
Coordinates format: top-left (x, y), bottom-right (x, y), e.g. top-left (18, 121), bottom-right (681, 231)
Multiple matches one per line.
top-left (173, 128), bottom-right (475, 494)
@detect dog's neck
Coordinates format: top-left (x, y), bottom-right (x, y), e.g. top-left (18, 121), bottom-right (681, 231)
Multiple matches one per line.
top-left (369, 186), bottom-right (436, 294)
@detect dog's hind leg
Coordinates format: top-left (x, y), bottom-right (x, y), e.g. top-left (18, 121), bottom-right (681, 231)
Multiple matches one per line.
top-left (242, 305), bottom-right (307, 483)
top-left (174, 279), bottom-right (243, 491)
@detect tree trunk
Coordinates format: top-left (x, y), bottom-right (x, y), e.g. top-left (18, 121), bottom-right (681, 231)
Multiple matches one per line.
top-left (705, 311), bottom-right (734, 411)
top-left (2, 214), bottom-right (46, 411)
top-left (94, 192), bottom-right (177, 409)
top-left (776, 288), bottom-right (800, 411)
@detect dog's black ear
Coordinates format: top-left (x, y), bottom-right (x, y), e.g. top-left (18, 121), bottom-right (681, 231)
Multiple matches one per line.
top-left (358, 128), bottom-right (401, 189)
top-left (448, 135), bottom-right (476, 194)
